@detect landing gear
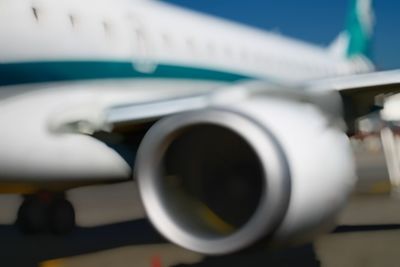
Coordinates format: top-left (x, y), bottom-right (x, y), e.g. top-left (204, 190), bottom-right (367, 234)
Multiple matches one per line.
top-left (16, 192), bottom-right (75, 235)
top-left (48, 198), bottom-right (75, 234)
top-left (17, 194), bottom-right (49, 234)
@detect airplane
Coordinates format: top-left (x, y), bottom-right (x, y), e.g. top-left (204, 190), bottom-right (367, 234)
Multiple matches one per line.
top-left (1, 0), bottom-right (399, 256)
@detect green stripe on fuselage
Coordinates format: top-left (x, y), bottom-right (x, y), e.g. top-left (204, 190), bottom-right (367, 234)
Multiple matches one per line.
top-left (0, 61), bottom-right (252, 86)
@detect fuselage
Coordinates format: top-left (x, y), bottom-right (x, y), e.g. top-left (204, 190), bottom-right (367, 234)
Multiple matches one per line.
top-left (0, 0), bottom-right (372, 87)
top-left (0, 0), bottom-right (373, 185)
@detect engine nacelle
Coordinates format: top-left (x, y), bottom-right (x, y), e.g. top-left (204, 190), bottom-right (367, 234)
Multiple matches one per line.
top-left (135, 96), bottom-right (356, 255)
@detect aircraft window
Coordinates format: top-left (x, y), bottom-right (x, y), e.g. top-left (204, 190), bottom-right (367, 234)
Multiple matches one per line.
top-left (240, 49), bottom-right (248, 61)
top-left (275, 58), bottom-right (283, 70)
top-left (134, 28), bottom-right (144, 40)
top-left (314, 64), bottom-right (321, 75)
top-left (206, 42), bottom-right (215, 56)
top-left (135, 27), bottom-right (154, 54)
top-left (253, 53), bottom-right (259, 63)
top-left (69, 15), bottom-right (76, 27)
top-left (263, 55), bottom-right (270, 66)
top-left (231, 47), bottom-right (237, 60)
top-left (327, 65), bottom-right (335, 75)
top-left (186, 37), bottom-right (196, 52)
top-left (259, 54), bottom-right (266, 65)
top-left (255, 52), bottom-right (263, 64)
top-left (102, 21), bottom-right (110, 33)
top-left (316, 64), bottom-right (323, 75)
top-left (308, 64), bottom-right (314, 73)
top-left (161, 33), bottom-right (172, 47)
top-left (321, 65), bottom-right (327, 75)
top-left (258, 54), bottom-right (264, 64)
top-left (31, 7), bottom-right (39, 21)
top-left (224, 45), bottom-right (232, 57)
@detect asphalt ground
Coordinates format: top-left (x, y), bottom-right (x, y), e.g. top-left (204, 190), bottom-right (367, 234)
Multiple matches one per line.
top-left (1, 181), bottom-right (400, 267)
top-left (3, 217), bottom-right (400, 267)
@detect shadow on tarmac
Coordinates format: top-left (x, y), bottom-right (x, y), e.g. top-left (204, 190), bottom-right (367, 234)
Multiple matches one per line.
top-left (4, 219), bottom-right (400, 267)
top-left (0, 218), bottom-right (322, 267)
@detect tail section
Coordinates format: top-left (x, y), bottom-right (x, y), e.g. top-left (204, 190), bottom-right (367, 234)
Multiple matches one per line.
top-left (329, 0), bottom-right (374, 60)
top-left (346, 0), bottom-right (374, 59)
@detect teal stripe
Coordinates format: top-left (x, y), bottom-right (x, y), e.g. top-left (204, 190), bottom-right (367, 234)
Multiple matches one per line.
top-left (0, 61), bottom-right (252, 86)
top-left (346, 0), bottom-right (372, 59)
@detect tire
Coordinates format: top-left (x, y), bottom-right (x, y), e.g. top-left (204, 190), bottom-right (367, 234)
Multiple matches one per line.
top-left (48, 198), bottom-right (76, 235)
top-left (16, 197), bottom-right (49, 234)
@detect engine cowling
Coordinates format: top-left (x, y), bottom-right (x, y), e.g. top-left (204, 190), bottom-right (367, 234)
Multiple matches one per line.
top-left (135, 97), bottom-right (356, 255)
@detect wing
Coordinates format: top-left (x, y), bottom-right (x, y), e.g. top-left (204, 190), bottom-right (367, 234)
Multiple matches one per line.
top-left (85, 70), bottom-right (400, 142)
top-left (307, 71), bottom-right (400, 196)
top-left (306, 70), bottom-right (400, 134)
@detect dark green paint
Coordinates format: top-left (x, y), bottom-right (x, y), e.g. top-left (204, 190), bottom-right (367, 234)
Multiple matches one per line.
top-left (0, 61), bottom-right (252, 86)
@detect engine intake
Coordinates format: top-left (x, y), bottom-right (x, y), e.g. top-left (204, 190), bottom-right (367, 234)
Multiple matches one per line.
top-left (136, 97), bottom-right (356, 255)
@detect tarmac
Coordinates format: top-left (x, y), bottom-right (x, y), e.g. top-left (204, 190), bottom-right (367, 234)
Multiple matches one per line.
top-left (1, 181), bottom-right (400, 267)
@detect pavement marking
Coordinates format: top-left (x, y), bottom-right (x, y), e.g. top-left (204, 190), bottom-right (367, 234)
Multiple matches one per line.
top-left (40, 259), bottom-right (64, 267)
top-left (40, 243), bottom-right (203, 267)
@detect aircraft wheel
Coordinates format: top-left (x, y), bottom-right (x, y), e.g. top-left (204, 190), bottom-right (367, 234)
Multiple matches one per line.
top-left (16, 196), bottom-right (49, 234)
top-left (48, 198), bottom-right (76, 235)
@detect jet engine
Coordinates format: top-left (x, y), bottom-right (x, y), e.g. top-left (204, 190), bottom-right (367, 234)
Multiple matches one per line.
top-left (135, 96), bottom-right (356, 255)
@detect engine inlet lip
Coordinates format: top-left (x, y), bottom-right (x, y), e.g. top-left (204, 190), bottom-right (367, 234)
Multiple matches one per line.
top-left (136, 108), bottom-right (291, 255)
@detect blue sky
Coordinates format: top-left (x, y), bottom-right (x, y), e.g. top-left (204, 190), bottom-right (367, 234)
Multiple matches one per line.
top-left (162, 0), bottom-right (399, 70)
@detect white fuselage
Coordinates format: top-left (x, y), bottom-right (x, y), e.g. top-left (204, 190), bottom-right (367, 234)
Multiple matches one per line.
top-left (0, 0), bottom-right (372, 85)
top-left (0, 0), bottom-right (373, 183)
